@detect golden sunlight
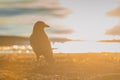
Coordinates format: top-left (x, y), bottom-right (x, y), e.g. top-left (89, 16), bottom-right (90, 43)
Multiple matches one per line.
top-left (59, 0), bottom-right (119, 40)
top-left (0, 0), bottom-right (120, 80)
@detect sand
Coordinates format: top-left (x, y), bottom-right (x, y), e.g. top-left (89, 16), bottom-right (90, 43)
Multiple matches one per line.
top-left (0, 53), bottom-right (120, 80)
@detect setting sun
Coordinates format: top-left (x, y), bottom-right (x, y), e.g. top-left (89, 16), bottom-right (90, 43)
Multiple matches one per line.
top-left (0, 0), bottom-right (120, 80)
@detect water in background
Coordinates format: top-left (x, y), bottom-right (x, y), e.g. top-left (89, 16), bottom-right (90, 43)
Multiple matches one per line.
top-left (54, 41), bottom-right (120, 53)
top-left (0, 41), bottom-right (120, 53)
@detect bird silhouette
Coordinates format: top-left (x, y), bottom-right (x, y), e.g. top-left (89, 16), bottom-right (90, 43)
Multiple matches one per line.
top-left (30, 21), bottom-right (54, 63)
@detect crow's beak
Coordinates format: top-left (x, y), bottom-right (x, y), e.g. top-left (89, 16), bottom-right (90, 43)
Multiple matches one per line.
top-left (45, 24), bottom-right (50, 28)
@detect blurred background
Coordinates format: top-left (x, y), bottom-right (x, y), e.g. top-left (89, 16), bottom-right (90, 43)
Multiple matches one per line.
top-left (0, 0), bottom-right (120, 53)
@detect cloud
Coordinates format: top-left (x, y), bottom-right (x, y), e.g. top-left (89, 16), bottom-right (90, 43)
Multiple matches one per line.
top-left (0, 0), bottom-right (70, 17)
top-left (0, 36), bottom-right (81, 46)
top-left (0, 0), bottom-right (70, 36)
top-left (50, 37), bottom-right (80, 43)
top-left (107, 7), bottom-right (120, 17)
top-left (0, 7), bottom-right (68, 17)
top-left (105, 24), bottom-right (120, 35)
top-left (51, 28), bottom-right (74, 34)
top-left (0, 27), bottom-right (10, 30)
top-left (0, 0), bottom-right (34, 4)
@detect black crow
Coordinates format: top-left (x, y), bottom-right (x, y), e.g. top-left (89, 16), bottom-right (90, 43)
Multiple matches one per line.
top-left (30, 21), bottom-right (54, 63)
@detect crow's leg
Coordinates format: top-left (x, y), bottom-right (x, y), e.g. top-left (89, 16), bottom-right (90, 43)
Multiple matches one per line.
top-left (44, 54), bottom-right (54, 64)
top-left (35, 53), bottom-right (40, 61)
top-left (36, 56), bottom-right (39, 61)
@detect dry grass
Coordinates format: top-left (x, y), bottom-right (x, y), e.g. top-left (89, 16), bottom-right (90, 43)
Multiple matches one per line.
top-left (0, 53), bottom-right (120, 80)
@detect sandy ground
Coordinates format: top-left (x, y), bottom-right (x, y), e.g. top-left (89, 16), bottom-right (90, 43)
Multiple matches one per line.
top-left (0, 53), bottom-right (120, 80)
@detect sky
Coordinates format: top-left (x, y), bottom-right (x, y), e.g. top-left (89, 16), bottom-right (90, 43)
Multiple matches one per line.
top-left (0, 0), bottom-right (120, 40)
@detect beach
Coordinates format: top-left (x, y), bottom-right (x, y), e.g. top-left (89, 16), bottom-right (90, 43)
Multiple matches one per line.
top-left (0, 53), bottom-right (120, 80)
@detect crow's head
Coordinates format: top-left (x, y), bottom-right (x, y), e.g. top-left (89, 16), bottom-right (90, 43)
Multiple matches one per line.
top-left (33, 21), bottom-right (50, 33)
top-left (35, 21), bottom-right (49, 28)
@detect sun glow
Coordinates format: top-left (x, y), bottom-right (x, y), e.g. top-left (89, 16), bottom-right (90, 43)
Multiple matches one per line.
top-left (0, 45), bottom-right (33, 53)
top-left (53, 41), bottom-right (120, 53)
top-left (62, 13), bottom-right (119, 40)
top-left (59, 0), bottom-right (120, 40)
